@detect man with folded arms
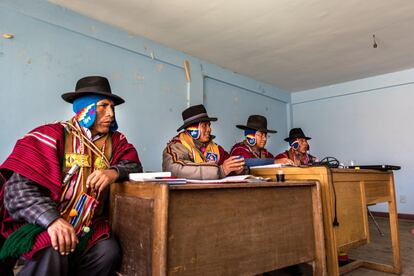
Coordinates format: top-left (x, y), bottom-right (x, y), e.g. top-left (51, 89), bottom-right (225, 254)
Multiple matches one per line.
top-left (163, 104), bottom-right (245, 179)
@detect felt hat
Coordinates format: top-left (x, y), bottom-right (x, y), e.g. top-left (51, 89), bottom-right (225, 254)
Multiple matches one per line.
top-left (236, 115), bottom-right (277, 133)
top-left (284, 128), bottom-right (311, 142)
top-left (177, 104), bottom-right (217, 132)
top-left (62, 76), bottom-right (124, 105)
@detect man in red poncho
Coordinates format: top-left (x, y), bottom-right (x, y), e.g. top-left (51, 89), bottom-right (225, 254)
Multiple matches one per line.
top-left (0, 76), bottom-right (142, 275)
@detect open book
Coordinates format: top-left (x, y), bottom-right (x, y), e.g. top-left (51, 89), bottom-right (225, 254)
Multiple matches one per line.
top-left (187, 175), bottom-right (270, 184)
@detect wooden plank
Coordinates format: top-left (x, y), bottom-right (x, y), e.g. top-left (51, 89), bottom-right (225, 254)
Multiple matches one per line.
top-left (110, 182), bottom-right (169, 276)
top-left (167, 186), bottom-right (316, 275)
top-left (167, 181), bottom-right (317, 190)
top-left (311, 181), bottom-right (327, 276)
top-left (339, 260), bottom-right (364, 274)
top-left (388, 174), bottom-right (402, 274)
top-left (364, 181), bottom-right (391, 204)
top-left (361, 261), bottom-right (398, 273)
top-left (333, 180), bottom-right (367, 249)
top-left (111, 195), bottom-right (154, 275)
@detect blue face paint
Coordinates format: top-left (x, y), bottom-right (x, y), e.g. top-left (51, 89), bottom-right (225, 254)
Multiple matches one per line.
top-left (289, 139), bottom-right (299, 150)
top-left (73, 95), bottom-right (118, 131)
top-left (186, 124), bottom-right (200, 139)
top-left (244, 128), bottom-right (257, 146)
top-left (73, 95), bottom-right (103, 128)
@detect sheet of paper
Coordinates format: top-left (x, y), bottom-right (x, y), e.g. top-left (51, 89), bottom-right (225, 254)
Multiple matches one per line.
top-left (129, 171), bottom-right (171, 181)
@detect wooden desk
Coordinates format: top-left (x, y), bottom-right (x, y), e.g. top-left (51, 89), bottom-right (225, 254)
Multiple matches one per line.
top-left (110, 181), bottom-right (326, 276)
top-left (251, 166), bottom-right (401, 275)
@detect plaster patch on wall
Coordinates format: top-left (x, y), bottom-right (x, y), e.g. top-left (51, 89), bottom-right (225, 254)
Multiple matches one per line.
top-left (90, 25), bottom-right (98, 33)
top-left (234, 96), bottom-right (239, 102)
top-left (17, 49), bottom-right (27, 62)
top-left (161, 85), bottom-right (172, 94)
top-left (134, 72), bottom-right (145, 81)
top-left (112, 73), bottom-right (122, 80)
top-left (156, 63), bottom-right (165, 72)
top-left (27, 58), bottom-right (32, 64)
top-left (0, 52), bottom-right (4, 57)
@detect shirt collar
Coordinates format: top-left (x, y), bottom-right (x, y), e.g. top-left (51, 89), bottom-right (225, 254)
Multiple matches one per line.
top-left (82, 126), bottom-right (105, 142)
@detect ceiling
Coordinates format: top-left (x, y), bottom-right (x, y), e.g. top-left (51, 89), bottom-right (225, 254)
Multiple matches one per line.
top-left (50, 0), bottom-right (414, 92)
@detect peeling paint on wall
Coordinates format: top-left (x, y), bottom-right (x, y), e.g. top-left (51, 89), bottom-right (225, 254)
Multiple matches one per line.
top-left (17, 49), bottom-right (27, 62)
top-left (156, 63), bottom-right (164, 72)
top-left (112, 72), bottom-right (122, 80)
top-left (134, 72), bottom-right (144, 81)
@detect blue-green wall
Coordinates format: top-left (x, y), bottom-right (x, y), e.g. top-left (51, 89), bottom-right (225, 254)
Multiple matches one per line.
top-left (0, 0), bottom-right (290, 171)
top-left (292, 69), bottom-right (414, 214)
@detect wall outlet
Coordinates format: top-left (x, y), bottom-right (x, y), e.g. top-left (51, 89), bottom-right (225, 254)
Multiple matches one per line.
top-left (400, 195), bottom-right (407, 204)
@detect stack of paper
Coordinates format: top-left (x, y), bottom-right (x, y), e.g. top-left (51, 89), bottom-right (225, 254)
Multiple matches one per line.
top-left (129, 172), bottom-right (187, 184)
top-left (129, 172), bottom-right (171, 181)
top-left (187, 175), bottom-right (270, 184)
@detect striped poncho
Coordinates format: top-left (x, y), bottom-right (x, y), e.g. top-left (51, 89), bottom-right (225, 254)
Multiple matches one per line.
top-left (0, 122), bottom-right (140, 259)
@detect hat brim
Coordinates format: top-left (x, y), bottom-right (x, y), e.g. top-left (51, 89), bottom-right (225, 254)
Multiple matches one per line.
top-left (177, 117), bottom-right (217, 132)
top-left (236, 125), bottom-right (277, 133)
top-left (284, 136), bottom-right (311, 142)
top-left (61, 91), bottom-right (125, 106)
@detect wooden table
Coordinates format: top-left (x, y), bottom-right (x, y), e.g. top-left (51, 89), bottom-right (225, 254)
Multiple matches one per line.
top-left (110, 181), bottom-right (326, 275)
top-left (251, 166), bottom-right (401, 275)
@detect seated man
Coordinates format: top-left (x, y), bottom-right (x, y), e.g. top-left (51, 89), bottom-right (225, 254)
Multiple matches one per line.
top-left (163, 104), bottom-right (245, 179)
top-left (275, 128), bottom-right (318, 166)
top-left (230, 115), bottom-right (276, 167)
top-left (0, 76), bottom-right (142, 276)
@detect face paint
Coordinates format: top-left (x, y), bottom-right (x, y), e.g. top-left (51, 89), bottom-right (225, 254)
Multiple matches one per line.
top-left (245, 129), bottom-right (257, 146)
top-left (76, 103), bottom-right (96, 128)
top-left (290, 139), bottom-right (299, 150)
top-left (246, 133), bottom-right (256, 146)
top-left (186, 124), bottom-right (200, 139)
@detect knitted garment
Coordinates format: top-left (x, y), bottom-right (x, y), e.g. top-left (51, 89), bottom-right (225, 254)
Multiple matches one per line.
top-left (0, 224), bottom-right (43, 259)
top-left (0, 223), bottom-right (94, 260)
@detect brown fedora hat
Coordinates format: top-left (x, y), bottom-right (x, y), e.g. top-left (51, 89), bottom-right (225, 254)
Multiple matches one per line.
top-left (284, 128), bottom-right (311, 142)
top-left (236, 115), bottom-right (277, 133)
top-left (61, 76), bottom-right (125, 105)
top-left (177, 104), bottom-right (217, 132)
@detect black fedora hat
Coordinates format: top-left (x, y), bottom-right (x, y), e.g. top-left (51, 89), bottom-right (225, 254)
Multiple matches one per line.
top-left (61, 76), bottom-right (125, 105)
top-left (177, 104), bottom-right (217, 132)
top-left (284, 128), bottom-right (311, 142)
top-left (236, 115), bottom-right (277, 133)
